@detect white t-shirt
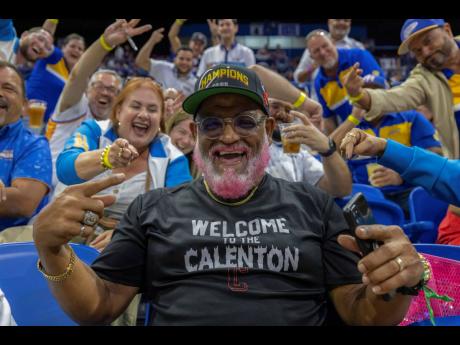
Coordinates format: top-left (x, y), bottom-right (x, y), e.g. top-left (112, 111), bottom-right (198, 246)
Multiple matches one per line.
top-left (149, 60), bottom-right (197, 96)
top-left (266, 143), bottom-right (324, 186)
top-left (197, 42), bottom-right (256, 77)
top-left (0, 288), bottom-right (16, 326)
top-left (47, 95), bottom-right (94, 187)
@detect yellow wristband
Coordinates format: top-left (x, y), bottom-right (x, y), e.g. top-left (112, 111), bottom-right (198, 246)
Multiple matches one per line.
top-left (347, 114), bottom-right (361, 126)
top-left (48, 19), bottom-right (59, 25)
top-left (175, 19), bottom-right (186, 25)
top-left (292, 92), bottom-right (307, 109)
top-left (99, 35), bottom-right (114, 52)
top-left (348, 90), bottom-right (364, 104)
top-left (100, 145), bottom-right (113, 170)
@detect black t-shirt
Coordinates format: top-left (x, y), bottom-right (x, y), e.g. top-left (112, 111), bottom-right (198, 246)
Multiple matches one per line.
top-left (92, 174), bottom-right (362, 325)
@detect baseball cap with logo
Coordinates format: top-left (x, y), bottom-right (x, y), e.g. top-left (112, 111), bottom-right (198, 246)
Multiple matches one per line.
top-left (398, 19), bottom-right (445, 55)
top-left (191, 32), bottom-right (208, 47)
top-left (182, 64), bottom-right (270, 118)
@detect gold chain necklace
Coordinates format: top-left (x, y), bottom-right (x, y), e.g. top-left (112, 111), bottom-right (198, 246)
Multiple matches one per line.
top-left (203, 180), bottom-right (259, 207)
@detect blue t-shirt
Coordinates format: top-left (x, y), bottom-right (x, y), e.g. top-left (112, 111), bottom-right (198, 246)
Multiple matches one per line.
top-left (315, 48), bottom-right (384, 123)
top-left (347, 110), bottom-right (441, 194)
top-left (26, 47), bottom-right (68, 124)
top-left (0, 120), bottom-right (52, 230)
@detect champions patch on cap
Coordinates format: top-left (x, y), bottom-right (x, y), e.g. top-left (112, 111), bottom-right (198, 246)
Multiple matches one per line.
top-left (182, 64), bottom-right (270, 117)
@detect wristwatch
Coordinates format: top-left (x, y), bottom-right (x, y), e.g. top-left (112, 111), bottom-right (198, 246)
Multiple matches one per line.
top-left (319, 138), bottom-right (337, 158)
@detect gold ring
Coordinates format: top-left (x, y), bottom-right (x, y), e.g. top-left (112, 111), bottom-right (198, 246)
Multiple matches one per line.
top-left (394, 257), bottom-right (405, 272)
top-left (118, 148), bottom-right (123, 158)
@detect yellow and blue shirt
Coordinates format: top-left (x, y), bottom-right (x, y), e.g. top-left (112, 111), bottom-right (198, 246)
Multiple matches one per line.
top-left (315, 48), bottom-right (384, 122)
top-left (26, 46), bottom-right (69, 124)
top-left (0, 120), bottom-right (52, 231)
top-left (348, 110), bottom-right (441, 194)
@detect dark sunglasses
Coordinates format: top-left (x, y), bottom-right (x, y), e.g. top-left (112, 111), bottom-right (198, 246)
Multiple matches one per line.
top-left (195, 113), bottom-right (266, 139)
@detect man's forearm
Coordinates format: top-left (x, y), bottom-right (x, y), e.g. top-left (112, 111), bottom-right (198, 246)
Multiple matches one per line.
top-left (0, 188), bottom-right (43, 217)
top-left (354, 89), bottom-right (372, 111)
top-left (36, 245), bottom-right (115, 324)
top-left (167, 21), bottom-right (183, 53)
top-left (135, 38), bottom-right (156, 71)
top-left (318, 153), bottom-right (352, 197)
top-left (353, 285), bottom-right (413, 326)
top-left (59, 38), bottom-right (109, 113)
top-left (42, 19), bottom-right (58, 36)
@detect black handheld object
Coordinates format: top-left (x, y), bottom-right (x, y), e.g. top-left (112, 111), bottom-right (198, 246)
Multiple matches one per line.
top-left (342, 193), bottom-right (393, 301)
top-left (343, 193), bottom-right (380, 256)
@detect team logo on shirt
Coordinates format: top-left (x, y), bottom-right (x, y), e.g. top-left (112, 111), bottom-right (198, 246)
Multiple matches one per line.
top-left (199, 68), bottom-right (249, 90)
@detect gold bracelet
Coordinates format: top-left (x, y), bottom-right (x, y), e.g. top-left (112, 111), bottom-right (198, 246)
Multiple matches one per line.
top-left (347, 114), bottom-right (361, 126)
top-left (419, 253), bottom-right (432, 284)
top-left (348, 90), bottom-right (364, 104)
top-left (100, 145), bottom-right (113, 170)
top-left (37, 245), bottom-right (76, 283)
top-left (292, 92), bottom-right (307, 109)
top-left (99, 35), bottom-right (114, 52)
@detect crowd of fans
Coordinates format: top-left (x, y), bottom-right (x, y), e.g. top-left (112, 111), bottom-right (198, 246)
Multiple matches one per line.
top-left (0, 17), bottom-right (459, 326)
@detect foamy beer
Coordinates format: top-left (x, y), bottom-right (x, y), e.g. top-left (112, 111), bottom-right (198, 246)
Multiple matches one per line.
top-left (27, 100), bottom-right (47, 129)
top-left (278, 122), bottom-right (300, 155)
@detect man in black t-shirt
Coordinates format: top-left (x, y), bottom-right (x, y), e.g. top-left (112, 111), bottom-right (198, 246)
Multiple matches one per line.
top-left (34, 64), bottom-right (425, 326)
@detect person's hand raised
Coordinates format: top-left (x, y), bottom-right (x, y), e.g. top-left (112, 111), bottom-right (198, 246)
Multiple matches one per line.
top-left (150, 27), bottom-right (165, 45)
top-left (108, 138), bottom-right (140, 169)
top-left (281, 110), bottom-right (330, 153)
top-left (343, 62), bottom-right (365, 98)
top-left (340, 128), bottom-right (387, 159)
top-left (103, 19), bottom-right (152, 48)
top-left (33, 174), bottom-right (126, 251)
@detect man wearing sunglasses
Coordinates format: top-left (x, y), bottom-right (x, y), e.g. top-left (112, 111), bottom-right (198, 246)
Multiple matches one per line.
top-left (34, 64), bottom-right (425, 326)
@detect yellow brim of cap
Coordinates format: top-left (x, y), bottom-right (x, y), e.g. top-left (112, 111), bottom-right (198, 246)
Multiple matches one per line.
top-left (398, 25), bottom-right (440, 55)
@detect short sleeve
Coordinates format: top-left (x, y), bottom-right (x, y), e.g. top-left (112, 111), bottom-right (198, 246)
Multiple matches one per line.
top-left (91, 194), bottom-right (148, 288)
top-left (321, 196), bottom-right (362, 289)
top-left (12, 136), bottom-right (52, 189)
top-left (53, 94), bottom-right (89, 122)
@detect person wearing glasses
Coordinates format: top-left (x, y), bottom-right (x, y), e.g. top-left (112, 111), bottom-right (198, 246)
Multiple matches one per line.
top-left (35, 64), bottom-right (426, 326)
top-left (46, 19), bottom-right (150, 189)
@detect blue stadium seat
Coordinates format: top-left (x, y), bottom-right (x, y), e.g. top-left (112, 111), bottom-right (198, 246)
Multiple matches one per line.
top-left (0, 242), bottom-right (100, 326)
top-left (367, 198), bottom-right (405, 226)
top-left (335, 183), bottom-right (385, 208)
top-left (409, 187), bottom-right (448, 233)
top-left (414, 244), bottom-right (460, 261)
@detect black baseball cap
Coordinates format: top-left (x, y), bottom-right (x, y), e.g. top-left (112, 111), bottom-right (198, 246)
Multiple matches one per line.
top-left (182, 64), bottom-right (270, 118)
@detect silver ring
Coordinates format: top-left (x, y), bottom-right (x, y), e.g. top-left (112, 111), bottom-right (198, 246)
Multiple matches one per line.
top-left (82, 210), bottom-right (99, 227)
top-left (80, 224), bottom-right (86, 237)
top-left (394, 257), bottom-right (405, 272)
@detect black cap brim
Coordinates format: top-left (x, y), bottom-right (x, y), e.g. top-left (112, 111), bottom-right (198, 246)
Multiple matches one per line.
top-left (183, 86), bottom-right (269, 118)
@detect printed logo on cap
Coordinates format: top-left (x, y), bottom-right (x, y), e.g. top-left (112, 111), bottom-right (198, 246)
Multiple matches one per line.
top-left (403, 22), bottom-right (419, 40)
top-left (198, 67), bottom-right (249, 90)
